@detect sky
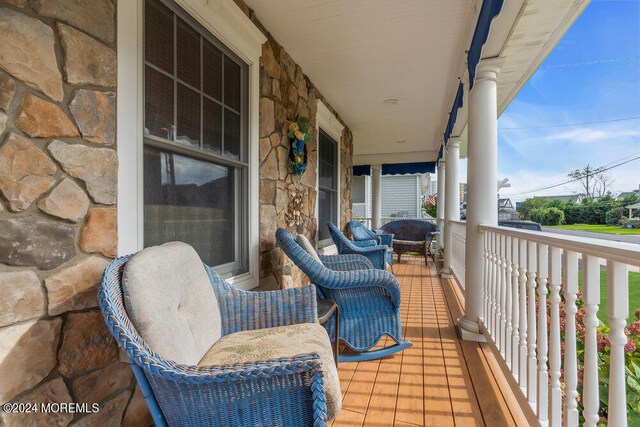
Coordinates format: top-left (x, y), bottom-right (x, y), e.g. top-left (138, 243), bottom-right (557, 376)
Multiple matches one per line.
top-left (461, 0), bottom-right (640, 202)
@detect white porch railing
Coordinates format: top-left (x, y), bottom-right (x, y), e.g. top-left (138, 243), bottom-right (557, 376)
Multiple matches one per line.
top-left (447, 222), bottom-right (640, 426)
top-left (450, 219), bottom-right (466, 288)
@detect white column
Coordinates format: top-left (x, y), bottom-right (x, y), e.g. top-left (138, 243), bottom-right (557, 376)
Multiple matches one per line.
top-left (441, 140), bottom-right (460, 276)
top-left (436, 160), bottom-right (446, 249)
top-left (371, 164), bottom-right (382, 230)
top-left (459, 58), bottom-right (502, 342)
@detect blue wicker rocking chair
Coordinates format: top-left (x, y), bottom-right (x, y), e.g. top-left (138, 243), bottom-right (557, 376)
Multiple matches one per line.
top-left (276, 228), bottom-right (412, 363)
top-left (99, 245), bottom-right (338, 427)
top-left (347, 220), bottom-right (394, 248)
top-left (327, 222), bottom-right (393, 271)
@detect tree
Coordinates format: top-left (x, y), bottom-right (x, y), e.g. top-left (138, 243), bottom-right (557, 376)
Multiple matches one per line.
top-left (568, 164), bottom-right (614, 199)
top-left (516, 197), bottom-right (550, 220)
top-left (592, 172), bottom-right (614, 198)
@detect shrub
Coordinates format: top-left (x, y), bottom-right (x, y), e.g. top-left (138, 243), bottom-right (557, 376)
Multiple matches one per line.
top-left (529, 208), bottom-right (545, 224)
top-left (542, 207), bottom-right (564, 225)
top-left (605, 207), bottom-right (625, 225)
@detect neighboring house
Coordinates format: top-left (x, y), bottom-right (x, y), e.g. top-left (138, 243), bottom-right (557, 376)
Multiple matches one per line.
top-left (618, 185), bottom-right (640, 200)
top-left (498, 198), bottom-right (519, 220)
top-left (499, 208), bottom-right (520, 221)
top-left (498, 198), bottom-right (514, 209)
top-left (352, 173), bottom-right (425, 220)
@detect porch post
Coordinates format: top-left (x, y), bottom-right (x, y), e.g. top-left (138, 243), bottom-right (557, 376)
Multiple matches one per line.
top-left (371, 164), bottom-right (382, 229)
top-left (460, 58), bottom-right (502, 342)
top-left (441, 139), bottom-right (461, 277)
top-left (436, 159), bottom-right (445, 249)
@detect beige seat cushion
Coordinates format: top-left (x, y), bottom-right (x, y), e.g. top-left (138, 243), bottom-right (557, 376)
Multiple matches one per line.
top-left (123, 241), bottom-right (222, 366)
top-left (198, 322), bottom-right (341, 419)
top-left (296, 234), bottom-right (323, 264)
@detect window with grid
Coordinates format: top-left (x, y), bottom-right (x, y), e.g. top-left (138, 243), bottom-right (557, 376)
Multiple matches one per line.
top-left (143, 0), bottom-right (248, 275)
top-left (317, 129), bottom-right (339, 245)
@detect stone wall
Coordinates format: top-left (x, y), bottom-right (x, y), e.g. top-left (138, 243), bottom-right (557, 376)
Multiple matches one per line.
top-left (0, 0), bottom-right (352, 425)
top-left (241, 8), bottom-right (354, 290)
top-left (0, 1), bottom-right (150, 425)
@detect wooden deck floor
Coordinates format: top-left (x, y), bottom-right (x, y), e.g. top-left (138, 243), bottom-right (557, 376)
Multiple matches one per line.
top-left (331, 256), bottom-right (529, 427)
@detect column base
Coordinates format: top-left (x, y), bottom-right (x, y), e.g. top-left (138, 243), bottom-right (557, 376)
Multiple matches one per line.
top-left (457, 315), bottom-right (486, 342)
top-left (440, 268), bottom-right (453, 279)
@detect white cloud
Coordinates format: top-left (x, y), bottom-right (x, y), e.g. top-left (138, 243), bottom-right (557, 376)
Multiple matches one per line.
top-left (548, 127), bottom-right (640, 143)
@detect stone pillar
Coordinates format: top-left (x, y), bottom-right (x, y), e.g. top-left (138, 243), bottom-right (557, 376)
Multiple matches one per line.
top-left (436, 159), bottom-right (445, 249)
top-left (442, 139), bottom-right (461, 276)
top-left (371, 164), bottom-right (382, 229)
top-left (460, 58), bottom-right (503, 342)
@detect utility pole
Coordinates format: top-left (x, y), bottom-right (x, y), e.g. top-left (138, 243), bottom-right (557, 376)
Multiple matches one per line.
top-left (585, 164), bottom-right (591, 199)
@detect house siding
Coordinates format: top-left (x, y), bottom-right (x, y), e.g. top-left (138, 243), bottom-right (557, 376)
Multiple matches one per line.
top-left (0, 0), bottom-right (352, 424)
top-left (381, 175), bottom-right (420, 218)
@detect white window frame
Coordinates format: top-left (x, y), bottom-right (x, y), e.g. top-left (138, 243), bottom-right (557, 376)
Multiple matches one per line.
top-left (315, 100), bottom-right (344, 254)
top-left (117, 0), bottom-right (266, 289)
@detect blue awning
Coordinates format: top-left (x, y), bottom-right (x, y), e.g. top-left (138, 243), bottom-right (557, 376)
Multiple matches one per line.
top-left (443, 82), bottom-right (464, 145)
top-left (468, 0), bottom-right (504, 90)
top-left (353, 162), bottom-right (436, 176)
top-left (382, 162), bottom-right (435, 175)
top-left (353, 165), bottom-right (371, 176)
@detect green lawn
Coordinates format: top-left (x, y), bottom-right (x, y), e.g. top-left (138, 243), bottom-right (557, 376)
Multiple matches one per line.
top-left (547, 224), bottom-right (640, 235)
top-left (577, 270), bottom-right (640, 324)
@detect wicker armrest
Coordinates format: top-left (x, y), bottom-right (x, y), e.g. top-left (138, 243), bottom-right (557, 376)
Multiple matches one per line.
top-left (352, 239), bottom-right (378, 248)
top-left (308, 268), bottom-right (401, 309)
top-left (320, 254), bottom-right (374, 271)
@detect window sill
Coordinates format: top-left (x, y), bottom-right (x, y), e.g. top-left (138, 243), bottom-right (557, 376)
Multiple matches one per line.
top-left (225, 272), bottom-right (258, 290)
top-left (318, 244), bottom-right (338, 256)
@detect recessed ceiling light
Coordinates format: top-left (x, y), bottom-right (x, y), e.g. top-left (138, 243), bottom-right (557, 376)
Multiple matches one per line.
top-left (383, 98), bottom-right (399, 106)
top-left (395, 140), bottom-right (406, 144)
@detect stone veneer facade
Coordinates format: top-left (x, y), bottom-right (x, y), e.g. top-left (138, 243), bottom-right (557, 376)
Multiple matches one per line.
top-left (0, 0), bottom-right (352, 425)
top-left (241, 4), bottom-right (354, 290)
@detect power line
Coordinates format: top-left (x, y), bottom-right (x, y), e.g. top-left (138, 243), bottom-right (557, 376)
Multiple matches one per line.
top-left (499, 116), bottom-right (640, 130)
top-left (504, 154), bottom-right (640, 197)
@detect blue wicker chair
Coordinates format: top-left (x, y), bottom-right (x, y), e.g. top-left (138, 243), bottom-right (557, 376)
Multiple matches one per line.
top-left (347, 220), bottom-right (394, 248)
top-left (327, 222), bottom-right (392, 271)
top-left (276, 228), bottom-right (412, 363)
top-left (99, 243), bottom-right (339, 427)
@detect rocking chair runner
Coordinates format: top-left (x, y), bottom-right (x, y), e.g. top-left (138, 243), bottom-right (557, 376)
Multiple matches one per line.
top-left (276, 228), bottom-right (412, 362)
top-left (99, 242), bottom-right (340, 427)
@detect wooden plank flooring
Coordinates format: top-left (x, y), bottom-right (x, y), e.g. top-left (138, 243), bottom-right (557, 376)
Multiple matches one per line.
top-left (330, 256), bottom-right (528, 427)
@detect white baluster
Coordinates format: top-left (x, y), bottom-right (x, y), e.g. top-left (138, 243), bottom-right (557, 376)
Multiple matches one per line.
top-left (482, 232), bottom-right (489, 328)
top-left (492, 232), bottom-right (499, 340)
top-left (582, 254), bottom-right (600, 427)
top-left (606, 260), bottom-right (629, 427)
top-left (563, 251), bottom-right (579, 427)
top-left (519, 238), bottom-right (528, 391)
top-left (505, 235), bottom-right (513, 366)
top-left (511, 236), bottom-right (520, 380)
top-left (499, 233), bottom-right (507, 357)
top-left (487, 232), bottom-right (494, 334)
top-left (483, 232), bottom-right (490, 325)
top-left (548, 247), bottom-right (562, 426)
top-left (527, 241), bottom-right (538, 405)
top-left (537, 243), bottom-right (549, 422)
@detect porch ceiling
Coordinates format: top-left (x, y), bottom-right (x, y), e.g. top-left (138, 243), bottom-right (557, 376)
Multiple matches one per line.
top-left (243, 0), bottom-right (478, 161)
